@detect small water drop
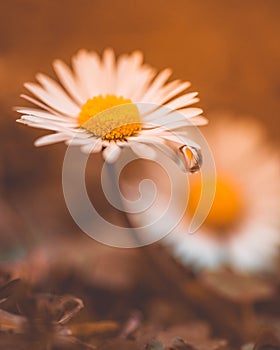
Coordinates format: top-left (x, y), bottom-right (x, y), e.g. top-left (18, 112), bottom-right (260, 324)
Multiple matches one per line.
top-left (178, 145), bottom-right (202, 173)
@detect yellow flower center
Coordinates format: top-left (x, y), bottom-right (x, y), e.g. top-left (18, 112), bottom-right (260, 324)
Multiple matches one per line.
top-left (78, 95), bottom-right (142, 141)
top-left (188, 175), bottom-right (242, 234)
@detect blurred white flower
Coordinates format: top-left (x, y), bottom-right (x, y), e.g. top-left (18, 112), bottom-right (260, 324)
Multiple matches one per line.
top-left (164, 116), bottom-right (280, 272)
top-left (16, 49), bottom-right (206, 164)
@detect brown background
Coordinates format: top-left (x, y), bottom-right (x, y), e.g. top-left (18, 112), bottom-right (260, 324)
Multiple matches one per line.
top-left (0, 0), bottom-right (279, 240)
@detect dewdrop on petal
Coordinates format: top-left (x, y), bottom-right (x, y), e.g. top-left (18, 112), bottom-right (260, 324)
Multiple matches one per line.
top-left (178, 145), bottom-right (203, 173)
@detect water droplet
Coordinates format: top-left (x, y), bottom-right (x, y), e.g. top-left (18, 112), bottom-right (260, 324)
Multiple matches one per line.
top-left (178, 145), bottom-right (202, 173)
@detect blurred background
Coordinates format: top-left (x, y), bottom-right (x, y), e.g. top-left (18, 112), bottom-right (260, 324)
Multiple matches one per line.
top-left (0, 1), bottom-right (280, 348)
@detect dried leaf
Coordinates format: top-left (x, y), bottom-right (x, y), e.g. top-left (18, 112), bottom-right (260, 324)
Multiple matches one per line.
top-left (145, 339), bottom-right (165, 350)
top-left (99, 338), bottom-right (142, 350)
top-left (192, 338), bottom-right (229, 350)
top-left (241, 343), bottom-right (254, 350)
top-left (0, 309), bottom-right (26, 333)
top-left (0, 334), bottom-right (31, 350)
top-left (156, 322), bottom-right (210, 346)
top-left (170, 338), bottom-right (193, 350)
top-left (253, 328), bottom-right (280, 350)
top-left (155, 323), bottom-right (228, 350)
top-left (0, 278), bottom-right (20, 303)
top-left (200, 271), bottom-right (275, 303)
top-left (17, 293), bottom-right (84, 325)
top-left (120, 310), bottom-right (143, 338)
top-left (69, 321), bottom-right (119, 337)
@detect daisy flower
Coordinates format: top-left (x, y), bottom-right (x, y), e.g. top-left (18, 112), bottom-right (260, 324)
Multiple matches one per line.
top-left (164, 115), bottom-right (280, 272)
top-left (16, 49), bottom-right (206, 165)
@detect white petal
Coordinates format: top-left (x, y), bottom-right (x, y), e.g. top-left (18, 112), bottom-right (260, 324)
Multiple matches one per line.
top-left (177, 107), bottom-right (203, 118)
top-left (174, 92), bottom-right (198, 104)
top-left (228, 223), bottom-right (280, 272)
top-left (21, 94), bottom-right (63, 116)
top-left (80, 139), bottom-right (102, 154)
top-left (36, 72), bottom-right (80, 109)
top-left (24, 82), bottom-right (80, 117)
top-left (101, 48), bottom-right (116, 94)
top-left (102, 143), bottom-right (122, 163)
top-left (147, 80), bottom-right (191, 105)
top-left (165, 93), bottom-right (201, 110)
top-left (53, 59), bottom-right (86, 104)
top-left (150, 141), bottom-right (182, 166)
top-left (143, 68), bottom-right (172, 101)
top-left (141, 128), bottom-right (198, 149)
top-left (17, 118), bottom-right (71, 133)
top-left (20, 115), bottom-right (78, 128)
top-left (159, 134), bottom-right (183, 144)
top-left (144, 108), bottom-right (203, 127)
top-left (115, 51), bottom-right (144, 97)
top-left (130, 50), bottom-right (144, 67)
top-left (129, 134), bottom-right (165, 144)
top-left (34, 133), bottom-right (71, 146)
top-left (72, 49), bottom-right (101, 98)
top-left (130, 68), bottom-right (156, 101)
top-left (115, 54), bottom-right (130, 96)
top-left (180, 97), bottom-right (200, 107)
top-left (157, 81), bottom-right (191, 104)
top-left (139, 104), bottom-right (168, 122)
top-left (164, 229), bottom-right (225, 271)
top-left (17, 109), bottom-right (79, 125)
top-left (143, 118), bottom-right (189, 131)
top-left (130, 142), bottom-right (158, 160)
top-left (190, 116), bottom-right (208, 125)
top-left (65, 136), bottom-right (94, 146)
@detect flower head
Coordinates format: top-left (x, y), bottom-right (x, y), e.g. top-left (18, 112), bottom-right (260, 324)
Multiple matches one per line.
top-left (16, 49), bottom-right (206, 166)
top-left (165, 115), bottom-right (280, 272)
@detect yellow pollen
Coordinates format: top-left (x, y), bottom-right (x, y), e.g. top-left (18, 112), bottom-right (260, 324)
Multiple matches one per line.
top-left (188, 175), bottom-right (242, 233)
top-left (78, 95), bottom-right (142, 141)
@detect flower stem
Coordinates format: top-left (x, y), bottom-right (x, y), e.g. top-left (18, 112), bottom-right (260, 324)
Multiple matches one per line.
top-left (104, 160), bottom-right (191, 297)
